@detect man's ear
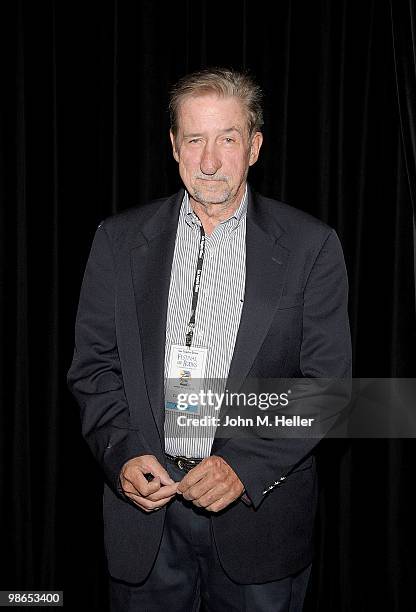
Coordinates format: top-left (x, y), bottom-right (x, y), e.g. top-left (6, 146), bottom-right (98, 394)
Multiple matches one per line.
top-left (248, 131), bottom-right (263, 166)
top-left (169, 130), bottom-right (180, 163)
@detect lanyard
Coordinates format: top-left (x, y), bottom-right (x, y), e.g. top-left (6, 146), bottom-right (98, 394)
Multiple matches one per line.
top-left (185, 224), bottom-right (206, 347)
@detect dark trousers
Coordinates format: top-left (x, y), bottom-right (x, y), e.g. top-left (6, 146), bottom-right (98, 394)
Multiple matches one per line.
top-left (109, 461), bottom-right (311, 612)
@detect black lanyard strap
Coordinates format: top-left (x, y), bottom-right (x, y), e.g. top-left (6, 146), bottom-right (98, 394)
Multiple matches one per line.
top-left (186, 224), bottom-right (206, 347)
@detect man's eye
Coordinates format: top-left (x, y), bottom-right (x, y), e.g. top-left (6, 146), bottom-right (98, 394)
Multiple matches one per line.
top-left (224, 138), bottom-right (235, 143)
top-left (189, 139), bottom-right (202, 144)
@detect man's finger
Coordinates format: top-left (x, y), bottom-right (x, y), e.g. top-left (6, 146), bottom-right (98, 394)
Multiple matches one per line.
top-left (204, 496), bottom-right (228, 513)
top-left (176, 462), bottom-right (209, 494)
top-left (122, 456), bottom-right (175, 490)
top-left (127, 474), bottom-right (162, 496)
top-left (180, 477), bottom-right (216, 501)
top-left (137, 456), bottom-right (175, 486)
top-left (129, 493), bottom-right (176, 512)
top-left (145, 482), bottom-right (179, 502)
top-left (147, 464), bottom-right (176, 486)
top-left (190, 486), bottom-right (220, 507)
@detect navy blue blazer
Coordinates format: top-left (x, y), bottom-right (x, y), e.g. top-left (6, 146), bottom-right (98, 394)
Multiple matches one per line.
top-left (67, 186), bottom-right (351, 584)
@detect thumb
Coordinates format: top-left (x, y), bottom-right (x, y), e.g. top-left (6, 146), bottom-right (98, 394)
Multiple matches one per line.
top-left (158, 469), bottom-right (176, 486)
top-left (150, 464), bottom-right (175, 486)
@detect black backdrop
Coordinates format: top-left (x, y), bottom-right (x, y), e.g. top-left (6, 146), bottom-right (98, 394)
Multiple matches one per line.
top-left (1, 1), bottom-right (416, 610)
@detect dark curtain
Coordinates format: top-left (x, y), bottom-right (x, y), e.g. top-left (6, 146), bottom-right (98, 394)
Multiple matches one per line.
top-left (1, 1), bottom-right (415, 610)
top-left (391, 0), bottom-right (416, 299)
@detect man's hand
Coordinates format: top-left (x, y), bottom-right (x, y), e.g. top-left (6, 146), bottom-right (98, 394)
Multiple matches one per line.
top-left (119, 455), bottom-right (178, 513)
top-left (176, 456), bottom-right (245, 512)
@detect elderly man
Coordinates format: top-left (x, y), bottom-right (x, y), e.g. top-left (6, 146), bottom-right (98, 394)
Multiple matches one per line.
top-left (67, 68), bottom-right (351, 611)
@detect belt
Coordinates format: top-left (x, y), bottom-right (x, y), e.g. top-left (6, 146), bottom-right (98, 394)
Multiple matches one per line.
top-left (165, 452), bottom-right (204, 473)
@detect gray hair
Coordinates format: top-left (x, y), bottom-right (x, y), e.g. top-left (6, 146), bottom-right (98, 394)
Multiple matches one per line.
top-left (169, 67), bottom-right (264, 140)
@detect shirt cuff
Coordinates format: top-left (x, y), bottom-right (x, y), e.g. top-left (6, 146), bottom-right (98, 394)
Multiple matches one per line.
top-left (240, 491), bottom-right (252, 506)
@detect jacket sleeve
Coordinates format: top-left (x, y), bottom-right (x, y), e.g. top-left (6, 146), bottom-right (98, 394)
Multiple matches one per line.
top-left (214, 229), bottom-right (352, 509)
top-left (67, 221), bottom-right (152, 498)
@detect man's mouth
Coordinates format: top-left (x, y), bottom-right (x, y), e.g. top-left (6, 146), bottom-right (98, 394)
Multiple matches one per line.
top-left (195, 177), bottom-right (226, 182)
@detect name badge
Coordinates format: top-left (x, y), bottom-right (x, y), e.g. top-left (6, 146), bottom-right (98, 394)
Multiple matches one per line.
top-left (165, 344), bottom-right (208, 414)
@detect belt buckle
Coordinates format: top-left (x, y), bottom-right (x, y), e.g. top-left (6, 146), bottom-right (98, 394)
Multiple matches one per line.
top-left (176, 457), bottom-right (186, 471)
top-left (176, 455), bottom-right (198, 472)
top-left (167, 454), bottom-right (201, 473)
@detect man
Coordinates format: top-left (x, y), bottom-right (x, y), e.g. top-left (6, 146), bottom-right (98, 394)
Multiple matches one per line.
top-left (67, 68), bottom-right (351, 611)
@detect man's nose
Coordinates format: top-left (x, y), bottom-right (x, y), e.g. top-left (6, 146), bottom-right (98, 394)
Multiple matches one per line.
top-left (200, 144), bottom-right (221, 175)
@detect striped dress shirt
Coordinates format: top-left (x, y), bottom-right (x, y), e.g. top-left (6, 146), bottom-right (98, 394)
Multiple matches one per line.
top-left (164, 186), bottom-right (247, 458)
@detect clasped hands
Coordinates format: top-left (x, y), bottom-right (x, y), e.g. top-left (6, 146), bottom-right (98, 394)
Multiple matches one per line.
top-left (119, 454), bottom-right (245, 513)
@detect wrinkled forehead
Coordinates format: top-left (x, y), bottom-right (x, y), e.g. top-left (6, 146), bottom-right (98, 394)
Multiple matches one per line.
top-left (175, 93), bottom-right (250, 135)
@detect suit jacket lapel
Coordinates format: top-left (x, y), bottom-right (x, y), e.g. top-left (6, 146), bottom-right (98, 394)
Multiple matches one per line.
top-left (211, 188), bottom-right (291, 454)
top-left (228, 189), bottom-right (290, 383)
top-left (130, 190), bottom-right (184, 444)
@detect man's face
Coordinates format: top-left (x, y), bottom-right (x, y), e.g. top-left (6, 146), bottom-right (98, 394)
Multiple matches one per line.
top-left (170, 94), bottom-right (263, 208)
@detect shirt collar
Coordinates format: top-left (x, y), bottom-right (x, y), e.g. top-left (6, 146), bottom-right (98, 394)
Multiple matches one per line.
top-left (183, 184), bottom-right (248, 230)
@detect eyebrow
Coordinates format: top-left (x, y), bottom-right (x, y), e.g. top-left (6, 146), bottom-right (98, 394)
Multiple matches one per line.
top-left (183, 126), bottom-right (243, 138)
